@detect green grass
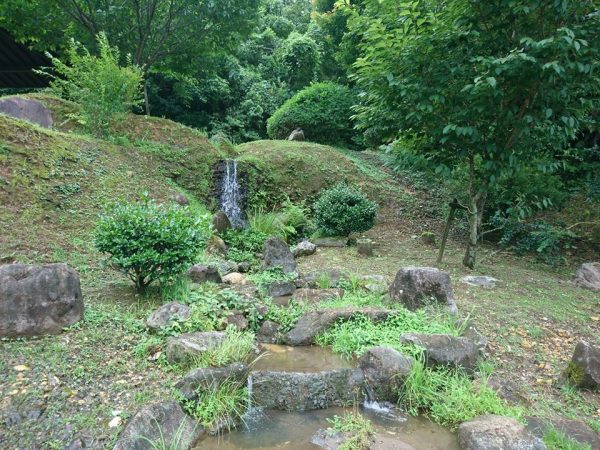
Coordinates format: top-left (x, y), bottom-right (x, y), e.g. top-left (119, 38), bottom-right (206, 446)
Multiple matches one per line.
top-left (401, 361), bottom-right (525, 428)
top-left (185, 328), bottom-right (255, 369)
top-left (327, 411), bottom-right (374, 450)
top-left (318, 291), bottom-right (386, 310)
top-left (181, 380), bottom-right (249, 430)
top-left (315, 310), bottom-right (459, 358)
top-left (543, 427), bottom-right (591, 450)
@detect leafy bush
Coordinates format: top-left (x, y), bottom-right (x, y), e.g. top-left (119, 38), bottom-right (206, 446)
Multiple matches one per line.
top-left (222, 228), bottom-right (269, 264)
top-left (313, 184), bottom-right (377, 236)
top-left (267, 82), bottom-right (357, 147)
top-left (94, 195), bottom-right (209, 293)
top-left (42, 33), bottom-right (143, 136)
top-left (491, 214), bottom-right (578, 265)
top-left (327, 412), bottom-right (374, 450)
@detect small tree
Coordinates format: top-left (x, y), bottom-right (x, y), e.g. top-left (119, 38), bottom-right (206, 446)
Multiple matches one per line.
top-left (94, 196), bottom-right (208, 293)
top-left (41, 33), bottom-right (143, 136)
top-left (314, 183), bottom-right (377, 236)
top-left (348, 0), bottom-right (600, 267)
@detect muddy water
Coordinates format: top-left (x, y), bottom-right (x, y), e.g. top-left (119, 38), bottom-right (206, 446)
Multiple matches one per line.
top-left (198, 345), bottom-right (458, 449)
top-left (197, 407), bottom-right (459, 450)
top-left (251, 345), bottom-right (354, 372)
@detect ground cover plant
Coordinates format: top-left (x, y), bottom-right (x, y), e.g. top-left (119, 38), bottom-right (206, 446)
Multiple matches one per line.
top-left (327, 411), bottom-right (374, 450)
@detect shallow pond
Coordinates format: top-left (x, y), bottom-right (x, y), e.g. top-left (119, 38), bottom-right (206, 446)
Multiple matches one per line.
top-left (252, 344), bottom-right (354, 372)
top-left (197, 406), bottom-right (459, 450)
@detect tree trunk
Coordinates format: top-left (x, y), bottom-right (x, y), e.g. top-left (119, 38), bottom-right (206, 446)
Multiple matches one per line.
top-left (143, 80), bottom-right (151, 116)
top-left (463, 192), bottom-right (486, 269)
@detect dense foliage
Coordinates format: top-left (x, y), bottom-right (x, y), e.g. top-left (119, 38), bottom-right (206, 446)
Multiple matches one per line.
top-left (94, 197), bottom-right (209, 292)
top-left (267, 82), bottom-right (358, 147)
top-left (346, 0), bottom-right (600, 267)
top-left (41, 33), bottom-right (143, 136)
top-left (314, 184), bottom-right (377, 236)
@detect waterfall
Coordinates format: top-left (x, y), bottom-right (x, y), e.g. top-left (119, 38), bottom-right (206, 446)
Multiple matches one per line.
top-left (218, 159), bottom-right (246, 228)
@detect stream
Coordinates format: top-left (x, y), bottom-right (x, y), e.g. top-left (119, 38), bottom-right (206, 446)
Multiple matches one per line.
top-left (196, 345), bottom-right (459, 450)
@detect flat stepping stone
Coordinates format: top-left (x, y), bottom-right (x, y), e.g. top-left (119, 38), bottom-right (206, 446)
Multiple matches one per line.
top-left (165, 331), bottom-right (226, 363)
top-left (459, 415), bottom-right (547, 450)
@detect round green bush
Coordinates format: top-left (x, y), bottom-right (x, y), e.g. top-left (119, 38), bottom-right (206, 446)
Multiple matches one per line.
top-left (94, 195), bottom-right (209, 293)
top-left (314, 184), bottom-right (377, 236)
top-left (267, 82), bottom-right (357, 147)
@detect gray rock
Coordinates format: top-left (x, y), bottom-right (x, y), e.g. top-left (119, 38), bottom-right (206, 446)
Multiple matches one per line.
top-left (458, 320), bottom-right (488, 356)
top-left (263, 237), bottom-right (297, 274)
top-left (165, 331), bottom-right (227, 363)
top-left (292, 288), bottom-right (344, 304)
top-left (302, 269), bottom-right (348, 288)
top-left (486, 376), bottom-right (530, 406)
top-left (314, 237), bottom-right (348, 248)
top-left (0, 97), bottom-right (53, 128)
top-left (461, 275), bottom-right (499, 289)
top-left (212, 211), bottom-right (232, 234)
top-left (365, 283), bottom-right (388, 295)
top-left (389, 267), bottom-right (458, 314)
top-left (113, 401), bottom-right (204, 450)
top-left (257, 320), bottom-right (280, 343)
top-left (292, 240), bottom-right (317, 257)
top-left (251, 369), bottom-right (364, 411)
top-left (311, 430), bottom-right (351, 450)
top-left (564, 340), bottom-right (600, 389)
top-left (175, 363), bottom-right (248, 400)
top-left (226, 313), bottom-right (249, 330)
top-left (526, 417), bottom-right (600, 450)
top-left (217, 260), bottom-right (239, 276)
top-left (285, 308), bottom-right (392, 346)
top-left (458, 415), bottom-right (547, 450)
top-left (173, 193), bottom-right (189, 205)
top-left (222, 272), bottom-right (247, 285)
top-left (146, 302), bottom-right (191, 330)
top-left (287, 128), bottom-right (305, 141)
top-left (0, 263), bottom-right (84, 337)
top-left (357, 239), bottom-right (374, 257)
top-left (400, 333), bottom-right (479, 371)
top-left (188, 264), bottom-right (222, 284)
top-left (206, 235), bottom-right (228, 256)
top-left (358, 346), bottom-right (414, 402)
top-left (238, 261), bottom-right (251, 273)
top-left (266, 281), bottom-right (296, 298)
top-left (574, 262), bottom-right (600, 291)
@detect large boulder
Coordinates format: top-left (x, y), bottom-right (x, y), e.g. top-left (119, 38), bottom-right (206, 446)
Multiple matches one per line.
top-left (389, 267), bottom-right (458, 314)
top-left (564, 341), bottom-right (599, 389)
top-left (287, 128), bottom-right (305, 141)
top-left (146, 302), bottom-right (191, 330)
top-left (574, 262), bottom-right (600, 291)
top-left (251, 369), bottom-right (364, 411)
top-left (165, 331), bottom-right (227, 363)
top-left (222, 272), bottom-right (247, 285)
top-left (211, 211), bottom-right (232, 234)
top-left (400, 333), bottom-right (479, 371)
top-left (113, 401), bottom-right (203, 450)
top-left (458, 415), bottom-right (547, 450)
top-left (257, 320), bottom-right (280, 343)
top-left (358, 346), bottom-right (414, 402)
top-left (263, 237), bottom-right (296, 274)
top-left (175, 363), bottom-right (248, 400)
top-left (266, 280), bottom-right (296, 298)
top-left (188, 264), bottom-right (222, 284)
top-left (292, 240), bottom-right (317, 257)
top-left (0, 97), bottom-right (53, 128)
top-left (0, 263), bottom-right (84, 337)
top-left (285, 308), bottom-right (393, 346)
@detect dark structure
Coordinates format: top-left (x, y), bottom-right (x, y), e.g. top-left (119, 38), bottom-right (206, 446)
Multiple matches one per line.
top-left (0, 29), bottom-right (50, 89)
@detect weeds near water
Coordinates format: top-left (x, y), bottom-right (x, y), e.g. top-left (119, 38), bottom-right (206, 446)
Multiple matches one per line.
top-left (318, 291), bottom-right (385, 310)
top-left (315, 310), bottom-right (458, 358)
top-left (139, 417), bottom-right (201, 450)
top-left (327, 410), bottom-right (374, 450)
top-left (316, 273), bottom-right (332, 289)
top-left (186, 328), bottom-right (255, 369)
top-left (264, 300), bottom-right (311, 332)
top-left (400, 360), bottom-right (524, 428)
top-left (182, 379), bottom-right (249, 431)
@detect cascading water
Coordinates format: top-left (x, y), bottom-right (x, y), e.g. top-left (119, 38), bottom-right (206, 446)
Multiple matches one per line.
top-left (218, 159), bottom-right (246, 228)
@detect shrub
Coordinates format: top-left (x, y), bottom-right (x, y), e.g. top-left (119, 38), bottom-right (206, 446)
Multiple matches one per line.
top-left (94, 195), bottom-right (209, 293)
top-left (313, 183), bottom-right (377, 236)
top-left (276, 32), bottom-right (321, 90)
top-left (222, 228), bottom-right (269, 264)
top-left (41, 33), bottom-right (143, 136)
top-left (267, 82), bottom-right (357, 147)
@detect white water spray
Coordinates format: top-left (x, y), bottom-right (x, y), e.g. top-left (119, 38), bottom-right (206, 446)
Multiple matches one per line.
top-left (218, 159), bottom-right (245, 228)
